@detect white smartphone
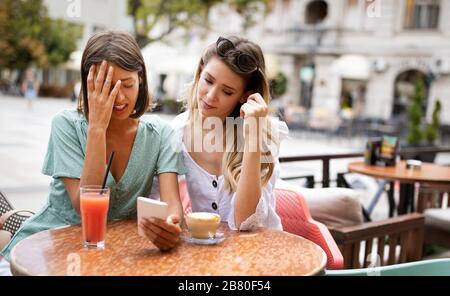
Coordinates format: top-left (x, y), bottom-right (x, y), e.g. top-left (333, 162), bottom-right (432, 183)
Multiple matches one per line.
top-left (137, 197), bottom-right (169, 237)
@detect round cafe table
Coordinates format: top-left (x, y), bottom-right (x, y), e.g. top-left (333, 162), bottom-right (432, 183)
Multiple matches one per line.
top-left (348, 160), bottom-right (450, 186)
top-left (348, 160), bottom-right (450, 215)
top-left (10, 220), bottom-right (327, 276)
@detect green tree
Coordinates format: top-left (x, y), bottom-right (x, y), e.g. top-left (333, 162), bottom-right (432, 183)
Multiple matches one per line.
top-left (128, 0), bottom-right (268, 48)
top-left (407, 80), bottom-right (425, 145)
top-left (0, 0), bottom-right (48, 71)
top-left (406, 81), bottom-right (442, 146)
top-left (41, 19), bottom-right (82, 68)
top-left (231, 0), bottom-right (268, 30)
top-left (0, 0), bottom-right (81, 79)
top-left (424, 99), bottom-right (441, 144)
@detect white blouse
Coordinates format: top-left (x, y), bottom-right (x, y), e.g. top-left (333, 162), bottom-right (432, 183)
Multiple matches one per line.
top-left (149, 112), bottom-right (289, 231)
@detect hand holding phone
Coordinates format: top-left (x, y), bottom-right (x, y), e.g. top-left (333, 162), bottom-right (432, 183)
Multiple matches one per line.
top-left (137, 197), bottom-right (168, 237)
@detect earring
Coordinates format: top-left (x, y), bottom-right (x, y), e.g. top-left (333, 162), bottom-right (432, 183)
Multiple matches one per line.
top-left (131, 109), bottom-right (137, 115)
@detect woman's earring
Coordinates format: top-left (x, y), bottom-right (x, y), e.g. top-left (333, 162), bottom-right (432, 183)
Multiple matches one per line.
top-left (131, 109), bottom-right (137, 115)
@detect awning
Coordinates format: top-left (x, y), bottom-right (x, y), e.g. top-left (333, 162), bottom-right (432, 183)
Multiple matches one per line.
top-left (142, 42), bottom-right (198, 75)
top-left (332, 54), bottom-right (370, 80)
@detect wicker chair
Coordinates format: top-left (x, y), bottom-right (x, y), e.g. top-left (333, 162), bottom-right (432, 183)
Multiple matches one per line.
top-left (0, 190), bottom-right (35, 251)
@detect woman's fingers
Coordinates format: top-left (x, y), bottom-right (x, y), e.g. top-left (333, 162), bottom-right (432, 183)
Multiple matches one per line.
top-left (248, 93), bottom-right (265, 105)
top-left (108, 80), bottom-right (121, 103)
top-left (101, 65), bottom-right (114, 98)
top-left (87, 65), bottom-right (95, 94)
top-left (247, 99), bottom-right (260, 107)
top-left (241, 93), bottom-right (267, 119)
top-left (140, 224), bottom-right (172, 250)
top-left (144, 217), bottom-right (181, 237)
top-left (167, 214), bottom-right (181, 225)
top-left (94, 60), bottom-right (107, 92)
top-left (240, 102), bottom-right (254, 118)
top-left (139, 220), bottom-right (177, 250)
top-left (147, 222), bottom-right (180, 243)
top-left (139, 221), bottom-right (156, 240)
top-left (141, 218), bottom-right (180, 243)
top-left (144, 218), bottom-right (181, 239)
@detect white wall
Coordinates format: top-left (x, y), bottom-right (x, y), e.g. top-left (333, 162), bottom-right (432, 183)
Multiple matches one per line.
top-left (429, 76), bottom-right (450, 125)
top-left (311, 55), bottom-right (341, 113)
top-left (278, 54), bottom-right (301, 104)
top-left (364, 66), bottom-right (397, 120)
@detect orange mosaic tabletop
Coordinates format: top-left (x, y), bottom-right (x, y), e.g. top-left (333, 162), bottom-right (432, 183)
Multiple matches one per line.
top-left (10, 220), bottom-right (327, 276)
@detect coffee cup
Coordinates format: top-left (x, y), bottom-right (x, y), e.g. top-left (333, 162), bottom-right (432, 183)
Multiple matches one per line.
top-left (185, 212), bottom-right (221, 239)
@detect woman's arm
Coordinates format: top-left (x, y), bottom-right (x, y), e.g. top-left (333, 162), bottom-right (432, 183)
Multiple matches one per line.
top-left (234, 93), bottom-right (268, 228)
top-left (234, 130), bottom-right (262, 229)
top-left (158, 173), bottom-right (183, 222)
top-left (62, 61), bottom-right (120, 214)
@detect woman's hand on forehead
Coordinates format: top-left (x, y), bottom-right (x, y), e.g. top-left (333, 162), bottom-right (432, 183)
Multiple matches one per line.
top-left (86, 60), bottom-right (122, 130)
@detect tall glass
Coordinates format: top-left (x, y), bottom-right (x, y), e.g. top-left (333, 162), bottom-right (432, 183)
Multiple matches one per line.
top-left (80, 186), bottom-right (110, 249)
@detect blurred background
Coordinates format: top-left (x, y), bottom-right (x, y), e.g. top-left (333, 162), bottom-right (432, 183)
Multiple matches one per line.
top-left (1, 0), bottom-right (450, 222)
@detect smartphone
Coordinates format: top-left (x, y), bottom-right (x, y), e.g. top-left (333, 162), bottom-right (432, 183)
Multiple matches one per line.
top-left (137, 197), bottom-right (169, 237)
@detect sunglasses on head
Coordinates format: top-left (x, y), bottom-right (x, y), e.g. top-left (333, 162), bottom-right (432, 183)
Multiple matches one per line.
top-left (216, 37), bottom-right (259, 74)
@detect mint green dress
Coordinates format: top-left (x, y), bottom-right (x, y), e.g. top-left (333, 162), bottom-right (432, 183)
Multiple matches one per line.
top-left (1, 110), bottom-right (186, 261)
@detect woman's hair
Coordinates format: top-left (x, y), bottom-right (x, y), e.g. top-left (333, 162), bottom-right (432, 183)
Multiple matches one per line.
top-left (185, 36), bottom-right (277, 193)
top-left (77, 30), bottom-right (151, 119)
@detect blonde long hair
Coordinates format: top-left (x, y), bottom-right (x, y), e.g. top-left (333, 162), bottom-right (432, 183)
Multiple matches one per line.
top-left (184, 36), bottom-right (278, 193)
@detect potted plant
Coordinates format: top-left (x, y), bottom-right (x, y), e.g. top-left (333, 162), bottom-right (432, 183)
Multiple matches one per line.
top-left (406, 80), bottom-right (424, 146)
top-left (160, 98), bottom-right (184, 114)
top-left (269, 72), bottom-right (288, 118)
top-left (270, 72), bottom-right (288, 98)
top-left (405, 80), bottom-right (442, 162)
top-left (424, 100), bottom-right (441, 145)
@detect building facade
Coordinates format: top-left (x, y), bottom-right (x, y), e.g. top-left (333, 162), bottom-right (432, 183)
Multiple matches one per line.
top-left (42, 0), bottom-right (133, 85)
top-left (260, 0), bottom-right (450, 125)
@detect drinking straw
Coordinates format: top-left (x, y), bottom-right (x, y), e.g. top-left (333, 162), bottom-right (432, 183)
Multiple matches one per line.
top-left (101, 151), bottom-right (114, 194)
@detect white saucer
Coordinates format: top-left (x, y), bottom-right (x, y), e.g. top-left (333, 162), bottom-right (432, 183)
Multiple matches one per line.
top-left (181, 232), bottom-right (226, 245)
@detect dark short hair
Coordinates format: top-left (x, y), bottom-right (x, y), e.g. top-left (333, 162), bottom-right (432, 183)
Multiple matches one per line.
top-left (78, 30), bottom-right (151, 119)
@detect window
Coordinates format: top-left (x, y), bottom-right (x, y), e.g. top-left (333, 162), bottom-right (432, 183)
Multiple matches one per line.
top-left (305, 0), bottom-right (328, 24)
top-left (404, 0), bottom-right (440, 29)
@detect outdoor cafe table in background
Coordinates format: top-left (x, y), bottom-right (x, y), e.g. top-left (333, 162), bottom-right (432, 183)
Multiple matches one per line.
top-left (348, 160), bottom-right (450, 216)
top-left (9, 220), bottom-right (327, 276)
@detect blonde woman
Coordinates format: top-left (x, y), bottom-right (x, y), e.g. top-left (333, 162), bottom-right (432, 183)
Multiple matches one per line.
top-left (146, 36), bottom-right (288, 235)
